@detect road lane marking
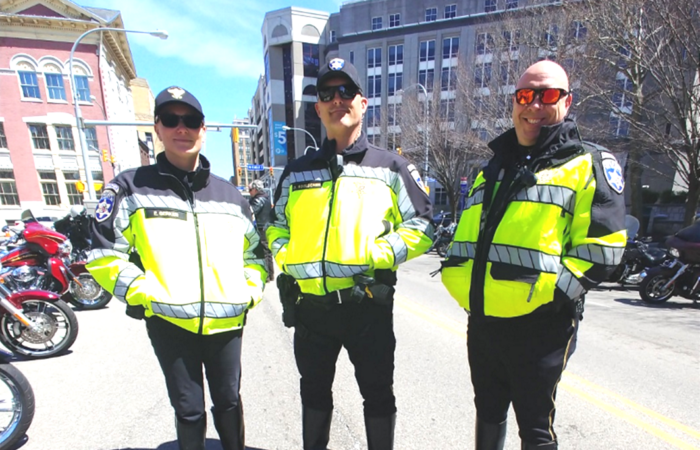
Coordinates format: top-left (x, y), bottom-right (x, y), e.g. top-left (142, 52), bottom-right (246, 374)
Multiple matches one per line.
top-left (565, 372), bottom-right (700, 441)
top-left (395, 294), bottom-right (700, 449)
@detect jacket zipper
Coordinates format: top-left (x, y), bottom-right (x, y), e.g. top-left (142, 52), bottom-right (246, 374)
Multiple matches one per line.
top-left (164, 173), bottom-right (206, 334)
top-left (320, 170), bottom-right (338, 295)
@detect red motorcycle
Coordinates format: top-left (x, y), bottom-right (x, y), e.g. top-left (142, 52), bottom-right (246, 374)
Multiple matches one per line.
top-left (1, 210), bottom-right (109, 310)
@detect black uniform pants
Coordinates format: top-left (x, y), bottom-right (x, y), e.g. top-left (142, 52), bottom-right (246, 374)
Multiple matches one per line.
top-left (294, 298), bottom-right (396, 418)
top-left (467, 307), bottom-right (578, 445)
top-left (146, 316), bottom-right (244, 423)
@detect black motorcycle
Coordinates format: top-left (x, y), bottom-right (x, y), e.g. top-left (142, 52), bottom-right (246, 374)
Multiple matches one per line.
top-left (431, 222), bottom-right (456, 257)
top-left (0, 353), bottom-right (35, 449)
top-left (607, 215), bottom-right (669, 286)
top-left (638, 221), bottom-right (700, 304)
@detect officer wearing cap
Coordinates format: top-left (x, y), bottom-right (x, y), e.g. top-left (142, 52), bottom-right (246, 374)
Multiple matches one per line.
top-left (248, 179), bottom-right (273, 281)
top-left (267, 58), bottom-right (434, 449)
top-left (87, 86), bottom-right (267, 450)
top-left (441, 61), bottom-right (626, 449)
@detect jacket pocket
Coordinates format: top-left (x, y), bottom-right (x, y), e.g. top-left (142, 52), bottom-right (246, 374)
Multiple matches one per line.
top-left (441, 263), bottom-right (471, 309)
top-left (490, 262), bottom-right (540, 283)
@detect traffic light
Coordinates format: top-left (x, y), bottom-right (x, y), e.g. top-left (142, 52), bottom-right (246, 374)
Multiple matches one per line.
top-left (269, 167), bottom-right (274, 176)
top-left (110, 155), bottom-right (117, 164)
top-left (233, 127), bottom-right (239, 142)
top-left (237, 167), bottom-right (242, 177)
top-left (102, 149), bottom-right (109, 162)
top-left (396, 146), bottom-right (402, 155)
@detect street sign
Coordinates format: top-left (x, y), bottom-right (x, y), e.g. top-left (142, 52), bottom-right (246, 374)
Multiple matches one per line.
top-left (247, 164), bottom-right (265, 171)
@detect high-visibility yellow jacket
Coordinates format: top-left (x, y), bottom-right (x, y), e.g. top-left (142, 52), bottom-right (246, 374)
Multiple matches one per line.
top-left (442, 120), bottom-right (626, 319)
top-left (86, 153), bottom-right (267, 335)
top-left (267, 134), bottom-right (434, 296)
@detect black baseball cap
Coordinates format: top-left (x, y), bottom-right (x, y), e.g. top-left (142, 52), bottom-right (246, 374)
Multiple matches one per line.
top-left (154, 86), bottom-right (204, 118)
top-left (317, 58), bottom-right (362, 93)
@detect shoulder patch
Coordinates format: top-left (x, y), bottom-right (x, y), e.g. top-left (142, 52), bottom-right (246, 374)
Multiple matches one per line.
top-left (95, 190), bottom-right (116, 223)
top-left (407, 164), bottom-right (428, 194)
top-left (103, 182), bottom-right (120, 194)
top-left (601, 152), bottom-right (625, 194)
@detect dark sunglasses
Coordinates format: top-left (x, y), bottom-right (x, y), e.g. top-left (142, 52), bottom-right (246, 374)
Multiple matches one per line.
top-left (514, 88), bottom-right (569, 105)
top-left (317, 84), bottom-right (360, 102)
top-left (158, 113), bottom-right (203, 129)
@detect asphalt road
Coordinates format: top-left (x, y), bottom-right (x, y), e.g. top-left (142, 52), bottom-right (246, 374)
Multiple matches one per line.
top-left (5, 254), bottom-right (700, 450)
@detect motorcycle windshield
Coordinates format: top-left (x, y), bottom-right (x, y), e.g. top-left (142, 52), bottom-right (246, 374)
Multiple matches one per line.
top-left (675, 222), bottom-right (700, 243)
top-left (624, 215), bottom-right (640, 239)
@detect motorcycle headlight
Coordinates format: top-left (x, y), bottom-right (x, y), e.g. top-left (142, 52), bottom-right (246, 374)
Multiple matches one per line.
top-left (58, 240), bottom-right (72, 257)
top-left (669, 247), bottom-right (680, 258)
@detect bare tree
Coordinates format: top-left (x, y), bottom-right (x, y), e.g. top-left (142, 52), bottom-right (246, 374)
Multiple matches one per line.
top-left (575, 0), bottom-right (700, 225)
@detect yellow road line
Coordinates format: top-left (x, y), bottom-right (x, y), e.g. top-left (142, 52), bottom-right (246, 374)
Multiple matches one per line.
top-left (394, 294), bottom-right (700, 449)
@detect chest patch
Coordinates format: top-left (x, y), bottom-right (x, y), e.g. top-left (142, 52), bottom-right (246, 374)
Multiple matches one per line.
top-left (292, 181), bottom-right (323, 191)
top-left (145, 208), bottom-right (186, 220)
top-left (95, 190), bottom-right (116, 223)
top-left (601, 152), bottom-right (625, 194)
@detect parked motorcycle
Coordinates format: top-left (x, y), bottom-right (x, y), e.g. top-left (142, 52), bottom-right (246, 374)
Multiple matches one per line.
top-left (432, 222), bottom-right (456, 257)
top-left (638, 221), bottom-right (700, 304)
top-left (0, 279), bottom-right (77, 358)
top-left (54, 208), bottom-right (111, 310)
top-left (607, 215), bottom-right (669, 285)
top-left (1, 210), bottom-right (109, 310)
top-left (0, 353), bottom-right (34, 449)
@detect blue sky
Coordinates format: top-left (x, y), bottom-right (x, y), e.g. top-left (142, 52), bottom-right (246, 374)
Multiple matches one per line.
top-left (84, 0), bottom-right (340, 181)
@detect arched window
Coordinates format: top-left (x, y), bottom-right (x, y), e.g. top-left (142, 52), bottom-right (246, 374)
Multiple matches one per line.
top-left (272, 24), bottom-right (288, 38)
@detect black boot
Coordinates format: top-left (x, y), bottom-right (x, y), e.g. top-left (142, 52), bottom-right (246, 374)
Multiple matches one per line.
top-left (475, 418), bottom-right (507, 450)
top-left (176, 416), bottom-right (206, 450)
top-left (212, 402), bottom-right (245, 450)
top-left (365, 414), bottom-right (396, 450)
top-left (522, 441), bottom-right (557, 449)
top-left (302, 406), bottom-right (332, 450)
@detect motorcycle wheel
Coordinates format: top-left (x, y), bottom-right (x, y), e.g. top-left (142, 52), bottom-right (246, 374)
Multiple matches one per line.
top-left (68, 273), bottom-right (112, 310)
top-left (437, 242), bottom-right (449, 257)
top-left (0, 363), bottom-right (34, 450)
top-left (0, 299), bottom-right (79, 359)
top-left (639, 270), bottom-right (675, 304)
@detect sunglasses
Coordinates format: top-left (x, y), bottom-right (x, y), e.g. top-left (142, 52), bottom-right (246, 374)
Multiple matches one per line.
top-left (158, 113), bottom-right (203, 129)
top-left (514, 88), bottom-right (569, 105)
top-left (317, 84), bottom-right (360, 102)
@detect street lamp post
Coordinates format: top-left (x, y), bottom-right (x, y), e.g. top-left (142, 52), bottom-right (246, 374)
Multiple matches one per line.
top-left (89, 95), bottom-right (117, 175)
top-left (282, 125), bottom-right (318, 152)
top-left (398, 83), bottom-right (430, 176)
top-left (70, 27), bottom-right (168, 200)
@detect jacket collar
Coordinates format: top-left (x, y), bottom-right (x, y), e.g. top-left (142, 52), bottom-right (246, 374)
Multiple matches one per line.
top-left (488, 118), bottom-right (583, 163)
top-left (313, 131), bottom-right (369, 162)
top-left (156, 152), bottom-right (210, 191)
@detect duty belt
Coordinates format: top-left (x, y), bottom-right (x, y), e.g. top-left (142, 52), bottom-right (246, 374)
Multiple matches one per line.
top-left (302, 287), bottom-right (359, 306)
top-left (301, 274), bottom-right (394, 307)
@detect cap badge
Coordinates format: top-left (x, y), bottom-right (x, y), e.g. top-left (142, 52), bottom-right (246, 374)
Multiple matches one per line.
top-left (329, 58), bottom-right (345, 71)
top-left (167, 87), bottom-right (186, 100)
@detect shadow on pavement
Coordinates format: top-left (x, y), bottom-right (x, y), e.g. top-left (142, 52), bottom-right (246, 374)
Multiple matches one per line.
top-left (112, 439), bottom-right (268, 450)
top-left (613, 297), bottom-right (699, 310)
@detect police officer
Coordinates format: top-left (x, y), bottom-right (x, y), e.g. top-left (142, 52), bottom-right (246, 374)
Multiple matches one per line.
top-left (267, 58), bottom-right (434, 450)
top-left (87, 86), bottom-right (267, 450)
top-left (441, 61), bottom-right (626, 449)
top-left (248, 179), bottom-right (273, 282)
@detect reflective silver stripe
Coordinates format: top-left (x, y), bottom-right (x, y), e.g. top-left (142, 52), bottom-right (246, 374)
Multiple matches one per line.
top-left (151, 302), bottom-right (200, 319)
top-left (514, 185), bottom-right (576, 214)
top-left (399, 217), bottom-right (433, 235)
top-left (569, 244), bottom-right (624, 266)
top-left (150, 301), bottom-right (249, 319)
top-left (270, 238), bottom-right (289, 256)
top-left (289, 169), bottom-right (332, 184)
top-left (113, 266), bottom-right (143, 303)
top-left (556, 266), bottom-right (586, 299)
top-left (488, 244), bottom-right (560, 273)
top-left (194, 200), bottom-right (247, 218)
top-left (325, 262), bottom-right (370, 278)
top-left (243, 217), bottom-right (261, 265)
top-left (86, 249), bottom-right (128, 263)
top-left (203, 302), bottom-right (248, 318)
top-left (447, 241), bottom-right (476, 259)
top-left (464, 188), bottom-right (484, 210)
top-left (342, 164), bottom-right (394, 186)
top-left (246, 258), bottom-right (266, 267)
top-left (125, 192), bottom-right (190, 213)
top-left (286, 262), bottom-right (324, 280)
top-left (382, 233), bottom-right (408, 265)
